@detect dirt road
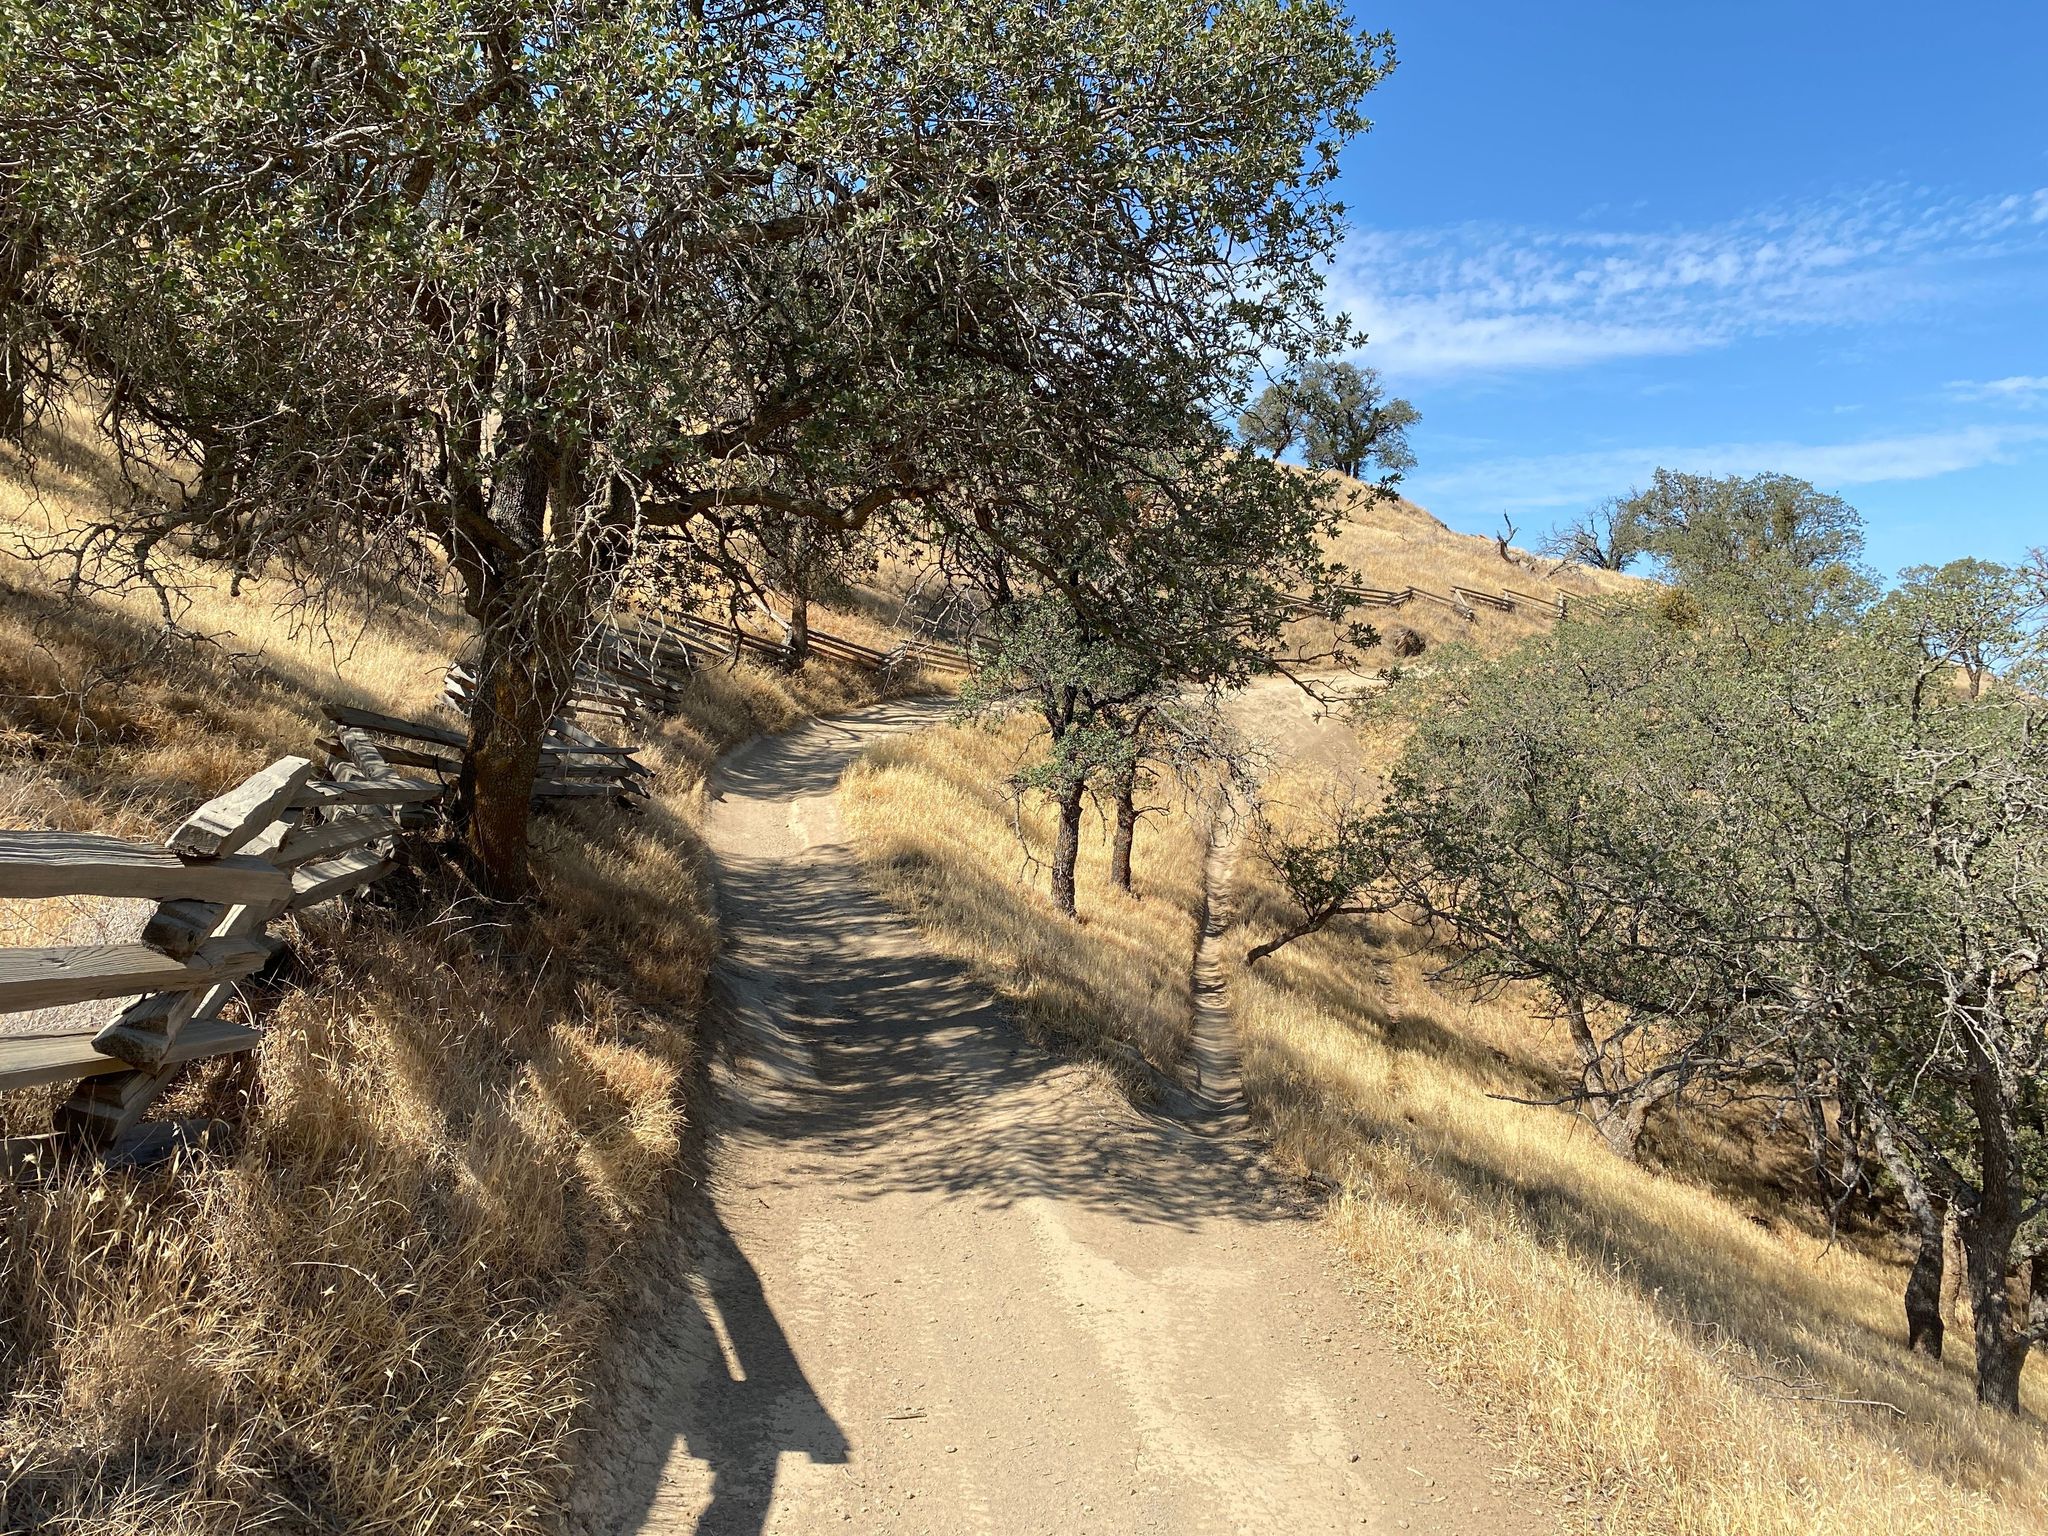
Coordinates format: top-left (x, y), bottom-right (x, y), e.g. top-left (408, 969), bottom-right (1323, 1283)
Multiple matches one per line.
top-left (572, 698), bottom-right (1551, 1536)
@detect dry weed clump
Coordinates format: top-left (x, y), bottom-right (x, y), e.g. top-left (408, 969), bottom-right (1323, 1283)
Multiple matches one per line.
top-left (841, 716), bottom-right (1205, 1095)
top-left (0, 838), bottom-right (701, 1532)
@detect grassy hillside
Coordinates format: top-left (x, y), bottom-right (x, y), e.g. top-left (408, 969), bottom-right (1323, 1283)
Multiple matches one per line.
top-left (1298, 473), bottom-right (1648, 656)
top-left (844, 484), bottom-right (2048, 1536)
top-left (0, 416), bottom-right (923, 1533)
top-left (843, 717), bottom-right (1207, 1098)
top-left (1231, 765), bottom-right (2047, 1535)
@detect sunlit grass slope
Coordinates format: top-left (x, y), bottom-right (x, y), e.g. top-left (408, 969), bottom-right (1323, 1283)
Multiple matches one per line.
top-left (1231, 778), bottom-right (2048, 1536)
top-left (841, 716), bottom-right (1205, 1096)
top-left (1298, 473), bottom-right (1650, 656)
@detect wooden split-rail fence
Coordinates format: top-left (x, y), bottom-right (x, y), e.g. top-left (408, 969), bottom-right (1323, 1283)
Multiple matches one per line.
top-left (444, 611), bottom-right (972, 726)
top-left (1, 601), bottom-right (978, 1165)
top-left (1292, 580), bottom-right (1616, 623)
top-left (649, 610), bottom-right (973, 679)
top-left (0, 700), bottom-right (650, 1163)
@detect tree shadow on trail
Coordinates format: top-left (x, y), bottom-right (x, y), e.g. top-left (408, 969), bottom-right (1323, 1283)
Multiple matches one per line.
top-left (588, 1198), bottom-right (849, 1536)
top-left (708, 818), bottom-right (1304, 1237)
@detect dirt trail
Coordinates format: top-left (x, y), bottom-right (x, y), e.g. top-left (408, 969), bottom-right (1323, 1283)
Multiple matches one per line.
top-left (572, 696), bottom-right (1552, 1536)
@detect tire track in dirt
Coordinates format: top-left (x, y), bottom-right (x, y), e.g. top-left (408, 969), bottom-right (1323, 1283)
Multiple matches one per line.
top-left (1185, 825), bottom-right (1249, 1134)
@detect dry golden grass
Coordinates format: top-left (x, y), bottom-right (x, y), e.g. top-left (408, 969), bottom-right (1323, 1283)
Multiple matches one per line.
top-left (841, 716), bottom-right (1206, 1094)
top-left (1, 845), bottom-right (702, 1532)
top-left (1294, 473), bottom-right (1649, 659)
top-left (1214, 708), bottom-right (2048, 1535)
top-left (0, 421), bottom-right (922, 1531)
top-left (647, 640), bottom-right (927, 806)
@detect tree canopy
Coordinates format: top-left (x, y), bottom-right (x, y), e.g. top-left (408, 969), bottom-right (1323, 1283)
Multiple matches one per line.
top-left (1251, 491), bottom-right (2048, 1410)
top-left (957, 437), bottom-right (1366, 917)
top-left (3, 0), bottom-right (1393, 892)
top-left (1623, 469), bottom-right (1871, 617)
top-left (1539, 495), bottom-right (1650, 572)
top-left (1237, 359), bottom-right (1418, 483)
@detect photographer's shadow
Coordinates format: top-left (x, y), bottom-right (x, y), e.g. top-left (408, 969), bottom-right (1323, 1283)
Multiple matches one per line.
top-left (598, 1201), bottom-right (849, 1536)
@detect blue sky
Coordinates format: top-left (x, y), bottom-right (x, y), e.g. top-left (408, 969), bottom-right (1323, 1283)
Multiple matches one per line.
top-left (1324, 1), bottom-right (2048, 575)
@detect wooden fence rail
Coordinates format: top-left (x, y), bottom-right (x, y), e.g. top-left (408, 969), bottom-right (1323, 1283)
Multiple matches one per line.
top-left (1, 591), bottom-right (979, 1170)
top-left (0, 695), bottom-right (649, 1164)
top-left (442, 610), bottom-right (972, 730)
top-left (0, 747), bottom-right (433, 1152)
top-left (1290, 579), bottom-right (1620, 626)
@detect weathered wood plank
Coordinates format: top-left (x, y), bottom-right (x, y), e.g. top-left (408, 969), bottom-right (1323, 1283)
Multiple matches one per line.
top-left (1398, 585), bottom-right (1457, 610)
top-left (378, 742), bottom-right (458, 774)
top-left (533, 781), bottom-right (630, 801)
top-left (0, 833), bottom-right (290, 904)
top-left (322, 703), bottom-right (468, 751)
top-left (546, 717), bottom-right (615, 750)
top-left (168, 757), bottom-right (316, 858)
top-left (807, 632), bottom-right (888, 663)
top-left (141, 899), bottom-right (227, 960)
top-left (335, 726), bottom-right (391, 775)
top-left (1451, 585), bottom-right (1514, 612)
top-left (97, 890), bottom-right (282, 1062)
top-left (448, 676), bottom-right (638, 723)
top-left (94, 986), bottom-right (209, 1067)
top-left (296, 774), bottom-right (446, 808)
top-left (543, 758), bottom-right (638, 780)
top-left (541, 736), bottom-right (641, 758)
top-left (0, 936), bottom-right (276, 1015)
top-left (604, 640), bottom-right (697, 679)
top-left (275, 812), bottom-right (396, 870)
top-left (319, 735), bottom-right (460, 776)
top-left (181, 897), bottom-right (290, 1025)
top-left (56, 1057), bottom-right (186, 1143)
top-left (290, 845), bottom-right (395, 908)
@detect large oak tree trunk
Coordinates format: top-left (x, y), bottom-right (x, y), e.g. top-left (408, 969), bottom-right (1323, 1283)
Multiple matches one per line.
top-left (1941, 1205), bottom-right (1966, 1328)
top-left (1956, 1024), bottom-right (2039, 1412)
top-left (1867, 1104), bottom-right (1956, 1358)
top-left (448, 424), bottom-right (583, 900)
top-left (1960, 1210), bottom-right (2032, 1413)
top-left (460, 626), bottom-right (561, 899)
top-left (1593, 1097), bottom-right (1650, 1161)
top-left (1051, 778), bottom-right (1085, 918)
top-left (1563, 994), bottom-right (1655, 1161)
top-left (786, 588), bottom-right (812, 671)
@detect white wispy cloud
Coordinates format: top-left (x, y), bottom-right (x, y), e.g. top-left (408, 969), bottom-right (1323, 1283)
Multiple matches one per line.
top-left (1332, 186), bottom-right (2048, 380)
top-left (1409, 423), bottom-right (2048, 513)
top-left (1947, 375), bottom-right (2048, 403)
